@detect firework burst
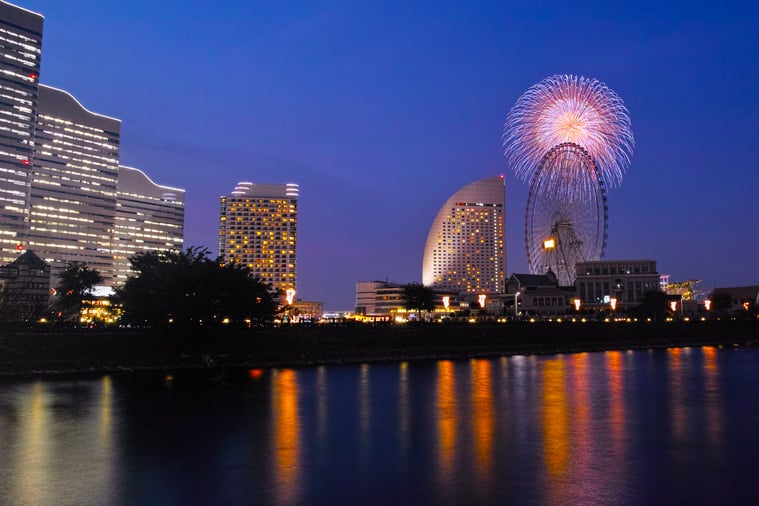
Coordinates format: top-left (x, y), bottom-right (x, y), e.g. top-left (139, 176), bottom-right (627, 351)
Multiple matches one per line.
top-left (503, 74), bottom-right (634, 188)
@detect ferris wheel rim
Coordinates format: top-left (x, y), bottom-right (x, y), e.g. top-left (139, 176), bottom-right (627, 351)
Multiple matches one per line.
top-left (524, 143), bottom-right (608, 285)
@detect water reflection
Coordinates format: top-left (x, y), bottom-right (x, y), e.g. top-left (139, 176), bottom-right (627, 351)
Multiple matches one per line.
top-left (569, 353), bottom-right (590, 477)
top-left (271, 369), bottom-right (300, 505)
top-left (702, 346), bottom-right (723, 450)
top-left (605, 351), bottom-right (626, 456)
top-left (1, 378), bottom-right (117, 505)
top-left (541, 359), bottom-right (568, 478)
top-left (470, 359), bottom-right (494, 482)
top-left (668, 348), bottom-right (686, 444)
top-left (359, 363), bottom-right (371, 438)
top-left (0, 346), bottom-right (754, 505)
top-left (398, 362), bottom-right (410, 454)
top-left (436, 360), bottom-right (457, 486)
top-left (316, 365), bottom-right (328, 442)
top-left (16, 382), bottom-right (49, 506)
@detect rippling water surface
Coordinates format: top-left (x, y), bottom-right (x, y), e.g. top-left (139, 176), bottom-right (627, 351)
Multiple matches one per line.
top-left (1, 346), bottom-right (757, 505)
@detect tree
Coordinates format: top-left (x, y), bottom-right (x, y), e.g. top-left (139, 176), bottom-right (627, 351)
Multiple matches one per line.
top-left (0, 282), bottom-right (24, 323)
top-left (711, 292), bottom-right (732, 317)
top-left (116, 246), bottom-right (275, 330)
top-left (51, 262), bottom-right (102, 322)
top-left (629, 290), bottom-right (671, 321)
top-left (401, 283), bottom-right (436, 320)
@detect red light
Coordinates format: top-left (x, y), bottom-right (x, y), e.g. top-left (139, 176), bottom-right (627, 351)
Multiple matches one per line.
top-left (16, 243), bottom-right (23, 251)
top-left (29, 73), bottom-right (37, 80)
top-left (22, 159), bottom-right (30, 165)
top-left (500, 174), bottom-right (505, 179)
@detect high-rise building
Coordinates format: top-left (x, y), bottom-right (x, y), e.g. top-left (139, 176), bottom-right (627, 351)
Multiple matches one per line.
top-left (0, 2), bottom-right (185, 288)
top-left (218, 182), bottom-right (298, 293)
top-left (422, 176), bottom-right (506, 294)
top-left (113, 165), bottom-right (185, 283)
top-left (28, 84), bottom-right (121, 283)
top-left (0, 1), bottom-right (42, 264)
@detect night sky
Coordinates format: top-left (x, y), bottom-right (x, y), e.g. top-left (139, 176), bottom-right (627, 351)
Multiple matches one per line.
top-left (19, 0), bottom-right (758, 309)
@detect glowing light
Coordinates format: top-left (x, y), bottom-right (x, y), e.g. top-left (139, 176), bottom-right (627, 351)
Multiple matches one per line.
top-left (543, 238), bottom-right (556, 249)
top-left (16, 243), bottom-right (23, 251)
top-left (442, 295), bottom-right (450, 310)
top-left (670, 301), bottom-right (678, 312)
top-left (285, 289), bottom-right (296, 305)
top-left (249, 369), bottom-right (264, 379)
top-left (478, 294), bottom-right (487, 308)
top-left (22, 159), bottom-right (30, 165)
top-left (503, 74), bottom-right (634, 189)
top-left (610, 298), bottom-right (617, 311)
top-left (704, 299), bottom-right (712, 311)
top-left (573, 298), bottom-right (581, 311)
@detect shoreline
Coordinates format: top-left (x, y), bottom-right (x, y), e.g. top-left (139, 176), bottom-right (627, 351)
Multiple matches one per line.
top-left (1, 320), bottom-right (757, 377)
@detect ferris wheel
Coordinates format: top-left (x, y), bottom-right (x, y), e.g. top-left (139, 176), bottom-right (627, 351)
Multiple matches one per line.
top-left (525, 143), bottom-right (608, 286)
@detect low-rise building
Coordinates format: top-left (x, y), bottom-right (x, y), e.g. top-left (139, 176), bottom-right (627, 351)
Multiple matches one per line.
top-left (355, 281), bottom-right (406, 316)
top-left (506, 272), bottom-right (575, 317)
top-left (574, 259), bottom-right (659, 311)
top-left (355, 280), bottom-right (457, 320)
top-left (0, 250), bottom-right (51, 321)
top-left (708, 286), bottom-right (759, 314)
top-left (293, 299), bottom-right (323, 320)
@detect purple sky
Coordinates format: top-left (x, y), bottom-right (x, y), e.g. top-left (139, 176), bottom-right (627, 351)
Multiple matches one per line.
top-left (20, 0), bottom-right (759, 309)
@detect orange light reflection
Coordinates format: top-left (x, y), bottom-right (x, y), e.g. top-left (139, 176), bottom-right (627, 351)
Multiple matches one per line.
top-left (668, 348), bottom-right (685, 443)
top-left (605, 351), bottom-right (625, 456)
top-left (702, 346), bottom-right (722, 448)
top-left (541, 359), bottom-right (568, 477)
top-left (437, 361), bottom-right (457, 485)
top-left (272, 369), bottom-right (300, 505)
top-left (470, 359), bottom-right (494, 482)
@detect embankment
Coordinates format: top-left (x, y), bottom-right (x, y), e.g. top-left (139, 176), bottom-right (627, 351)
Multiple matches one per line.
top-left (0, 320), bottom-right (757, 376)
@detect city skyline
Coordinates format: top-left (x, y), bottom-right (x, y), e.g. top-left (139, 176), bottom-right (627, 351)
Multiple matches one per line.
top-left (16, 0), bottom-right (759, 309)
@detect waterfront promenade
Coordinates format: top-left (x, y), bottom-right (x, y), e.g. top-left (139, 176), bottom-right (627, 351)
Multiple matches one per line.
top-left (0, 320), bottom-right (757, 376)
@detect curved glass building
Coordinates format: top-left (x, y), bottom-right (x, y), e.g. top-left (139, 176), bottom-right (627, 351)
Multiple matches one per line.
top-left (422, 176), bottom-right (506, 294)
top-left (29, 84), bottom-right (121, 283)
top-left (114, 166), bottom-right (185, 284)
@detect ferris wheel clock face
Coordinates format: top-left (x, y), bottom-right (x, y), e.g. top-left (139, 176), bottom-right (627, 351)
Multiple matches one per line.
top-left (525, 143), bottom-right (607, 286)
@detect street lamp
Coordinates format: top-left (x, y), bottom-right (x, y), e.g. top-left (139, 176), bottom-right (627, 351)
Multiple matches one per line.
top-left (513, 291), bottom-right (521, 318)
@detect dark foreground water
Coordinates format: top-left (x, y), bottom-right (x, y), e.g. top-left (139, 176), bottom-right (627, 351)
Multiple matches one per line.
top-left (1, 346), bottom-right (758, 505)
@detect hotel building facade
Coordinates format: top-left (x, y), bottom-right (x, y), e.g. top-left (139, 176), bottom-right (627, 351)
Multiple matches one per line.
top-left (422, 176), bottom-right (506, 294)
top-left (218, 182), bottom-right (298, 293)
